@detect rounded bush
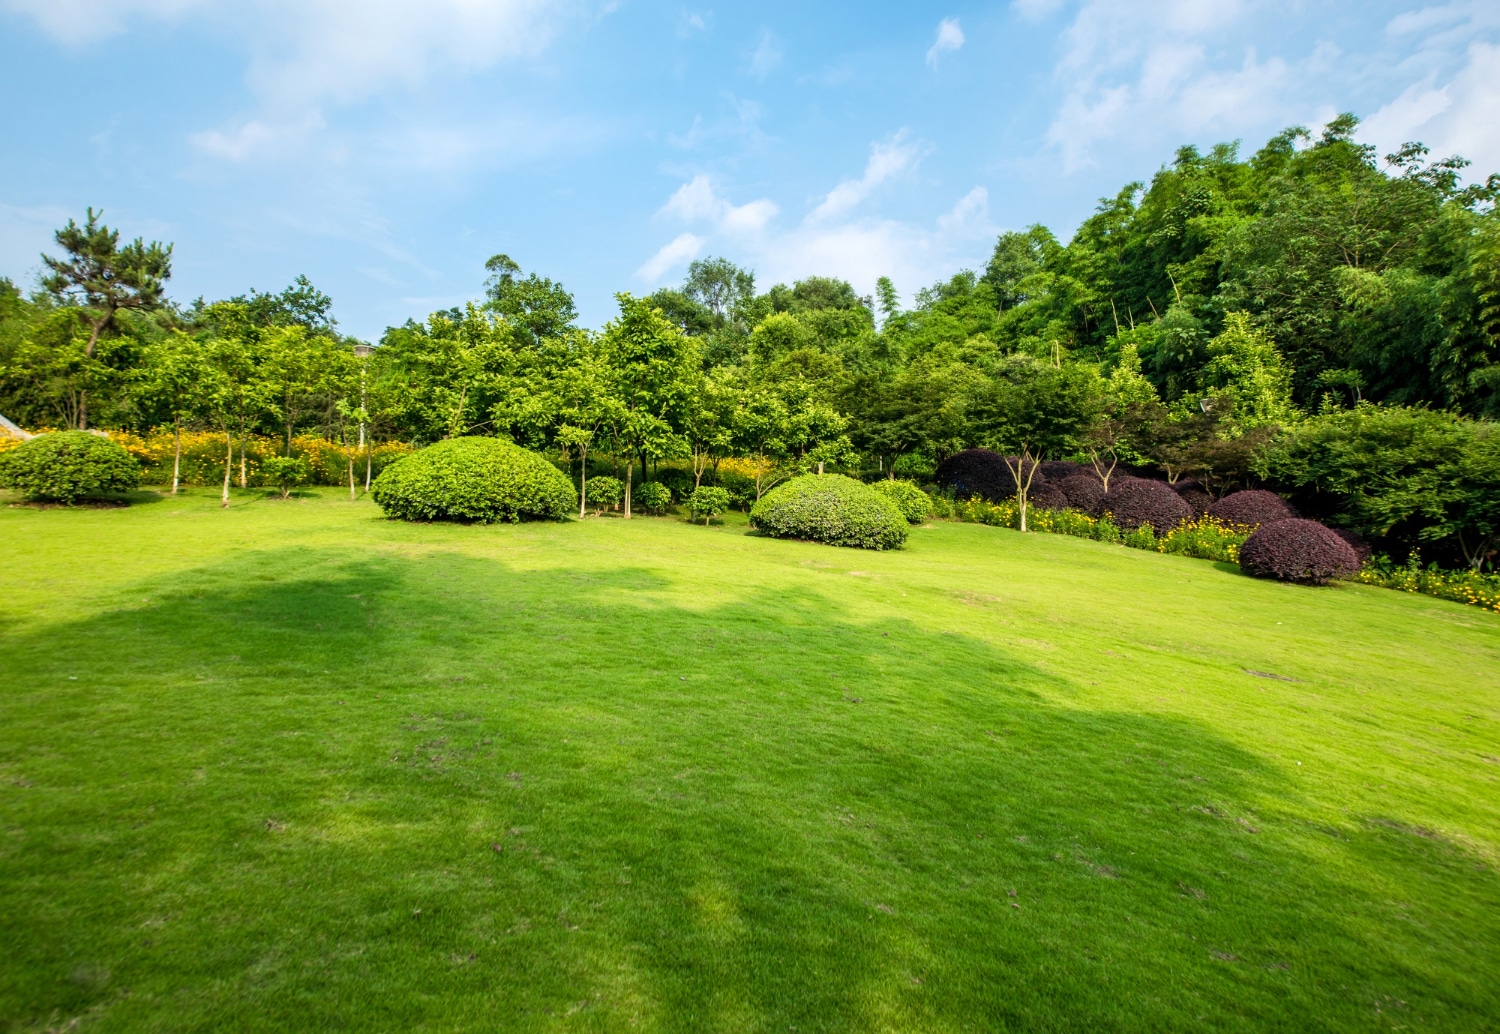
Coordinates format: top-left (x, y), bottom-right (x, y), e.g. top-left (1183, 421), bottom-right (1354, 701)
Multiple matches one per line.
top-left (750, 474), bottom-right (908, 550)
top-left (1093, 478), bottom-right (1192, 534)
top-left (584, 475), bottom-right (623, 511)
top-left (871, 478), bottom-right (931, 523)
top-left (1029, 479), bottom-right (1069, 511)
top-left (688, 485), bottom-right (731, 524)
top-left (1172, 479), bottom-right (1213, 517)
top-left (1209, 489), bottom-right (1297, 528)
top-left (935, 448), bottom-right (1029, 502)
top-left (1039, 460), bottom-right (1083, 482)
top-left (635, 481), bottom-right (672, 515)
top-left (0, 431), bottom-right (140, 503)
top-left (1059, 474), bottom-right (1105, 513)
top-left (1239, 518), bottom-right (1360, 585)
top-left (1330, 527), bottom-right (1372, 567)
top-left (371, 436), bottom-right (576, 523)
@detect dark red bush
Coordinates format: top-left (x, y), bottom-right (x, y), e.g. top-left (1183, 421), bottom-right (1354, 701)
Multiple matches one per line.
top-left (1059, 474), bottom-right (1105, 512)
top-left (1093, 478), bottom-right (1192, 534)
top-left (1239, 519), bottom-right (1360, 585)
top-left (1172, 479), bottom-right (1213, 517)
top-left (1039, 460), bottom-right (1083, 482)
top-left (936, 449), bottom-right (1031, 501)
top-left (1331, 527), bottom-right (1372, 567)
top-left (1209, 489), bottom-right (1297, 527)
top-left (1029, 479), bottom-right (1069, 511)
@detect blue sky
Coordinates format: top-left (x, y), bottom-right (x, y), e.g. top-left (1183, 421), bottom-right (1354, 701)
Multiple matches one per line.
top-left (2, 0), bottom-right (1498, 340)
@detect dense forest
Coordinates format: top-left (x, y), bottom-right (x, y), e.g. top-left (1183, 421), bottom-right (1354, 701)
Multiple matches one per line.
top-left (2, 115), bottom-right (1497, 570)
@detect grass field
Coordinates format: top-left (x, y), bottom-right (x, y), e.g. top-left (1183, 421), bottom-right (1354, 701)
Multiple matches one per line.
top-left (1, 488), bottom-right (1498, 1032)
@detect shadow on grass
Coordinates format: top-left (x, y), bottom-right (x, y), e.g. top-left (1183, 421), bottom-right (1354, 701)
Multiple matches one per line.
top-left (0, 547), bottom-right (1494, 1032)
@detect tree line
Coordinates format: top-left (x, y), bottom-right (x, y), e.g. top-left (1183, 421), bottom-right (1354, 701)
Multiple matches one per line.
top-left (1, 114), bottom-right (1496, 564)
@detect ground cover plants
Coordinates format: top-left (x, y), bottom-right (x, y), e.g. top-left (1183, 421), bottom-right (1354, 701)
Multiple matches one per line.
top-left (1, 490), bottom-right (1497, 1031)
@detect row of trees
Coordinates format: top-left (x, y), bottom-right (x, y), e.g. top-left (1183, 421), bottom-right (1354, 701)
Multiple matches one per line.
top-left (0, 116), bottom-right (1496, 564)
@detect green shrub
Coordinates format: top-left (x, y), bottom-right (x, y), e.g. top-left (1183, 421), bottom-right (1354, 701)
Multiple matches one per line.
top-left (871, 478), bottom-right (931, 523)
top-left (584, 475), bottom-right (623, 512)
top-left (371, 436), bottom-right (576, 523)
top-left (260, 456), bottom-right (309, 499)
top-left (749, 474), bottom-right (908, 550)
top-left (655, 468), bottom-right (696, 501)
top-left (687, 485), bottom-right (731, 525)
top-left (0, 431), bottom-right (140, 503)
top-left (717, 470), bottom-right (756, 509)
top-left (636, 481), bottom-right (672, 515)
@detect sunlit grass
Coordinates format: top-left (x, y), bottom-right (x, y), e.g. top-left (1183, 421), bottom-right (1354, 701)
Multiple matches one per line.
top-left (1, 487), bottom-right (1497, 1031)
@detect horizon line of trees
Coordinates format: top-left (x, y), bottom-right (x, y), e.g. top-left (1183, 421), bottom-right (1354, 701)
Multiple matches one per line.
top-left (1, 113), bottom-right (1497, 563)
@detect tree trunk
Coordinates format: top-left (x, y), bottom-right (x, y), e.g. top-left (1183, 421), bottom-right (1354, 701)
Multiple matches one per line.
top-left (623, 460), bottom-right (633, 518)
top-left (221, 429), bottom-right (233, 508)
top-left (348, 451), bottom-right (356, 501)
top-left (817, 461), bottom-right (824, 475)
top-left (171, 421), bottom-right (182, 495)
top-left (365, 444), bottom-right (372, 492)
top-left (578, 446), bottom-right (589, 518)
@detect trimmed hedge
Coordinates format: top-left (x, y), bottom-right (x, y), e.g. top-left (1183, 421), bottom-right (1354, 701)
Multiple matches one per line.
top-left (1029, 479), bottom-right (1069, 511)
top-left (1209, 489), bottom-right (1297, 528)
top-left (750, 474), bottom-right (908, 550)
top-left (1093, 478), bottom-right (1192, 535)
top-left (1239, 518), bottom-right (1360, 585)
top-left (1059, 474), bottom-right (1105, 512)
top-left (871, 478), bottom-right (932, 523)
top-left (936, 448), bottom-right (1023, 502)
top-left (0, 431), bottom-right (140, 503)
top-left (371, 436), bottom-right (576, 523)
top-left (1039, 460), bottom-right (1083, 481)
top-left (1172, 479), bottom-right (1213, 517)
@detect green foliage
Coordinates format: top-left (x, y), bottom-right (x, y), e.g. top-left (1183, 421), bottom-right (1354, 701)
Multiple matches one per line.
top-left (749, 474), bottom-right (908, 550)
top-left (687, 485), bottom-right (731, 525)
top-left (371, 436), bottom-right (576, 523)
top-left (0, 430), bottom-right (140, 502)
top-left (260, 456), bottom-right (310, 499)
top-left (635, 481), bottom-right (672, 515)
top-left (584, 475), bottom-right (623, 512)
top-left (1258, 404), bottom-right (1500, 570)
top-left (871, 478), bottom-right (931, 523)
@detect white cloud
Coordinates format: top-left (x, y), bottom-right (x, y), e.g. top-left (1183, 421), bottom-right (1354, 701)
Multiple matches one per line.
top-left (659, 175), bottom-right (779, 233)
top-left (641, 140), bottom-right (994, 300)
top-left (0, 0), bottom-right (202, 45)
top-left (1361, 40), bottom-right (1500, 177)
top-left (1037, 0), bottom-right (1324, 171)
top-left (7, 0), bottom-right (571, 128)
top-left (635, 232), bottom-right (705, 282)
top-left (807, 131), bottom-right (924, 223)
top-left (926, 17), bottom-right (964, 66)
top-left (747, 29), bottom-right (783, 80)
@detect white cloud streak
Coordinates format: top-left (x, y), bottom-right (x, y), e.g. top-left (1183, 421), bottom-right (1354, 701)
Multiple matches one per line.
top-left (6, 0), bottom-right (573, 161)
top-left (926, 17), bottom-right (964, 66)
top-left (640, 139), bottom-right (994, 296)
top-left (807, 132), bottom-right (924, 223)
top-left (635, 232), bottom-right (705, 281)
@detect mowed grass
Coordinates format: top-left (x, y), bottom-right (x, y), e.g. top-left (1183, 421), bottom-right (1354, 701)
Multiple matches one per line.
top-left (1, 489), bottom-right (1498, 1033)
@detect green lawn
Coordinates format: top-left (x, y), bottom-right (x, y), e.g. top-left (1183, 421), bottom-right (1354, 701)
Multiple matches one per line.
top-left (2, 489), bottom-right (1497, 1032)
